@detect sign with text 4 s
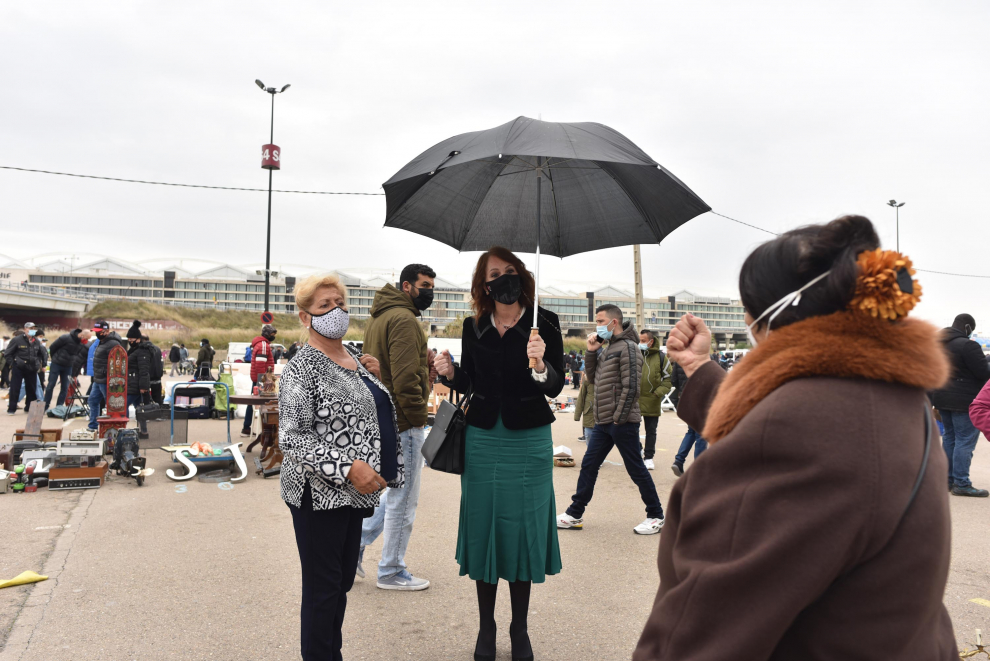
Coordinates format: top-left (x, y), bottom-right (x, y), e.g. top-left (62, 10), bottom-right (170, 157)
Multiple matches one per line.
top-left (261, 144), bottom-right (281, 170)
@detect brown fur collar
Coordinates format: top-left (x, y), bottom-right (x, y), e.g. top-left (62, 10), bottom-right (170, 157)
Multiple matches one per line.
top-left (702, 311), bottom-right (949, 443)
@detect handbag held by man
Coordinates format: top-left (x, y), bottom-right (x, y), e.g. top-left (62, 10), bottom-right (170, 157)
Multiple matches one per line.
top-left (421, 393), bottom-right (470, 474)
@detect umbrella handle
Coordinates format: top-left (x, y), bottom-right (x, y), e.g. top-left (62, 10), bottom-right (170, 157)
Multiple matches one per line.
top-left (529, 328), bottom-right (540, 369)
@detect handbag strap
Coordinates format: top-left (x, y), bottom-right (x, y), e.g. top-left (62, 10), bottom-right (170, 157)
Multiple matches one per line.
top-left (898, 403), bottom-right (933, 525)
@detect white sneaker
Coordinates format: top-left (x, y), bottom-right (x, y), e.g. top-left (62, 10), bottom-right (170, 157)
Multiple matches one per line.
top-left (644, 458), bottom-right (655, 470)
top-left (556, 513), bottom-right (584, 530)
top-left (633, 517), bottom-right (664, 535)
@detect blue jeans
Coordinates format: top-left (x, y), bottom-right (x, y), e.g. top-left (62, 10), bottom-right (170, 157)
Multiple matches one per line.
top-left (567, 422), bottom-right (664, 520)
top-left (583, 426), bottom-right (594, 439)
top-left (87, 383), bottom-right (108, 429)
top-left (44, 362), bottom-right (72, 409)
top-left (360, 426), bottom-right (427, 580)
top-left (674, 427), bottom-right (708, 466)
top-left (939, 409), bottom-right (980, 488)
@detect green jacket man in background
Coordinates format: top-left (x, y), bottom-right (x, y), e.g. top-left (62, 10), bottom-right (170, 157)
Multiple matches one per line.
top-left (358, 263), bottom-right (436, 591)
top-left (574, 379), bottom-right (595, 441)
top-left (638, 329), bottom-right (672, 471)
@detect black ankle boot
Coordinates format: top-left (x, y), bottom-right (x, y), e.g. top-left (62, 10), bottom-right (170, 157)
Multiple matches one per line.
top-left (474, 624), bottom-right (496, 661)
top-left (509, 622), bottom-right (533, 661)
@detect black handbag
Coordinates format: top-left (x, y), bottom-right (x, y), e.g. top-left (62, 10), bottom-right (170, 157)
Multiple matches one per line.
top-left (422, 392), bottom-right (470, 474)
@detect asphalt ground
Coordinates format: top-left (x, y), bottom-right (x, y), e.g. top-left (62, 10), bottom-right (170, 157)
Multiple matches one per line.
top-left (1, 376), bottom-right (989, 660)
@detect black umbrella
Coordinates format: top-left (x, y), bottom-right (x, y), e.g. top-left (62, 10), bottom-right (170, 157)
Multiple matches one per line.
top-left (383, 116), bottom-right (710, 340)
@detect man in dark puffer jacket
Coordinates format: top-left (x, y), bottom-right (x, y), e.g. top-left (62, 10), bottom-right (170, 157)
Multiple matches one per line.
top-left (933, 313), bottom-right (990, 497)
top-left (558, 304), bottom-right (666, 536)
top-left (43, 328), bottom-right (91, 410)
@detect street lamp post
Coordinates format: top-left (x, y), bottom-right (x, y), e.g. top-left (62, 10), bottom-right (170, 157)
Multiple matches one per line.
top-left (887, 199), bottom-right (905, 252)
top-left (255, 79), bottom-right (291, 314)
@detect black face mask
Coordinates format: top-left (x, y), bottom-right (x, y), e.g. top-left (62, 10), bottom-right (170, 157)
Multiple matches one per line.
top-left (410, 286), bottom-right (434, 311)
top-left (487, 273), bottom-right (522, 305)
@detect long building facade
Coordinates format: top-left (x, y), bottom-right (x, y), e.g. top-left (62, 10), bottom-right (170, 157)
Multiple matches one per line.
top-left (0, 257), bottom-right (745, 342)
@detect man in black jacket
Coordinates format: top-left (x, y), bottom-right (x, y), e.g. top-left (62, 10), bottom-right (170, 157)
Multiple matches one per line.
top-left (143, 334), bottom-right (165, 404)
top-left (4, 322), bottom-right (43, 414)
top-left (933, 314), bottom-right (990, 497)
top-left (43, 328), bottom-right (92, 410)
top-left (126, 325), bottom-right (153, 435)
top-left (87, 320), bottom-right (125, 430)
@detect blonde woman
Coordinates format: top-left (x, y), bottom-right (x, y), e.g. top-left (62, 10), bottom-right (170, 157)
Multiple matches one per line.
top-left (279, 274), bottom-right (402, 661)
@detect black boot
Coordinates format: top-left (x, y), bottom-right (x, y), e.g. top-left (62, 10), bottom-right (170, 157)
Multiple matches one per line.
top-left (474, 580), bottom-right (497, 661)
top-left (509, 580), bottom-right (534, 661)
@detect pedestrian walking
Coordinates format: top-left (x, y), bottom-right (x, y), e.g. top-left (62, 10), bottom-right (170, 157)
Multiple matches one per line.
top-left (195, 338), bottom-right (214, 380)
top-left (4, 323), bottom-right (43, 415)
top-left (434, 246), bottom-right (564, 661)
top-left (570, 350), bottom-right (584, 389)
top-left (240, 325), bottom-right (278, 438)
top-left (574, 377), bottom-right (595, 442)
top-left (358, 263), bottom-right (436, 591)
top-left (169, 343), bottom-right (182, 376)
top-left (279, 274), bottom-right (400, 661)
top-left (634, 215), bottom-right (957, 660)
top-left (43, 328), bottom-right (91, 410)
top-left (932, 313), bottom-right (990, 497)
top-left (638, 329), bottom-right (672, 471)
top-left (87, 321), bottom-right (124, 430)
top-left (669, 357), bottom-right (707, 476)
top-left (557, 305), bottom-right (665, 535)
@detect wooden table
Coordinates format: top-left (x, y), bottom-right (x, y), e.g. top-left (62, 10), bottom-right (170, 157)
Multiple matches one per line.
top-left (229, 395), bottom-right (281, 476)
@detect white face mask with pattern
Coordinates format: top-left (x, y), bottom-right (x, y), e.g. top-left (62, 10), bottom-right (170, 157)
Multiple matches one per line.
top-left (309, 307), bottom-right (349, 340)
top-left (747, 270), bottom-right (832, 347)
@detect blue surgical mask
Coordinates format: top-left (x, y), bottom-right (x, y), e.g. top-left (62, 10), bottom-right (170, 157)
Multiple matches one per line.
top-left (639, 343), bottom-right (649, 351)
top-left (596, 324), bottom-right (613, 341)
top-left (27, 329), bottom-right (37, 337)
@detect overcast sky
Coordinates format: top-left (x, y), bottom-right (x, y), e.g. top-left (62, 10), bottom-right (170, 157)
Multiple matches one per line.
top-left (3, 1), bottom-right (989, 326)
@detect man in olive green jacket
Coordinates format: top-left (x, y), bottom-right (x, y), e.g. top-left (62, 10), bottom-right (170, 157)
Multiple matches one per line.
top-left (639, 329), bottom-right (672, 470)
top-left (574, 379), bottom-right (595, 441)
top-left (359, 264), bottom-right (436, 591)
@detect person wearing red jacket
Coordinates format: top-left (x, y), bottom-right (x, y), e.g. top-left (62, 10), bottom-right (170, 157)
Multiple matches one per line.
top-left (241, 324), bottom-right (277, 437)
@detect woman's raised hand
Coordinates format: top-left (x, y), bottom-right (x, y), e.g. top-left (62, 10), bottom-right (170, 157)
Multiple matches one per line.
top-left (667, 314), bottom-right (713, 378)
top-left (434, 350), bottom-right (455, 378)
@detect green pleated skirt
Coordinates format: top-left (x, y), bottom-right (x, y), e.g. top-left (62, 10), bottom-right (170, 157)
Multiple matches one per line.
top-left (456, 417), bottom-right (562, 584)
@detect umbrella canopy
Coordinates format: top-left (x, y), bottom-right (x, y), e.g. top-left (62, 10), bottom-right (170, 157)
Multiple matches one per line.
top-left (383, 116), bottom-right (710, 258)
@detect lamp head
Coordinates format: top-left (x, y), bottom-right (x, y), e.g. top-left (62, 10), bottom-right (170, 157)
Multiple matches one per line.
top-left (280, 84), bottom-right (291, 93)
top-left (255, 79), bottom-right (266, 90)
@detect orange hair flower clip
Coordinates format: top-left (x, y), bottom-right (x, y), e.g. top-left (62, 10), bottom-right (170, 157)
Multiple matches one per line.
top-left (848, 249), bottom-right (922, 321)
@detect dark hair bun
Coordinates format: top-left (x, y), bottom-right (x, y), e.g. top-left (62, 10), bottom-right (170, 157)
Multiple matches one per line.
top-left (739, 215), bottom-right (880, 330)
top-left (132, 320), bottom-right (142, 327)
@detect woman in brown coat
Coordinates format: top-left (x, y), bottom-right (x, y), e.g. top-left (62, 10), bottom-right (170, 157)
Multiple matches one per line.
top-left (634, 215), bottom-right (958, 660)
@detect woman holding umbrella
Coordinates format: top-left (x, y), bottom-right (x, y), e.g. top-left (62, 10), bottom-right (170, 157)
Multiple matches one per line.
top-left (435, 246), bottom-right (564, 661)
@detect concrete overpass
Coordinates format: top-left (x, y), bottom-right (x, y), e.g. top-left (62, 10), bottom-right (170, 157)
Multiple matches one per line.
top-left (0, 280), bottom-right (99, 327)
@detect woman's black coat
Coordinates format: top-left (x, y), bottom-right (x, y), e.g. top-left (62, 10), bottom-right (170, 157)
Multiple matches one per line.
top-left (443, 306), bottom-right (564, 430)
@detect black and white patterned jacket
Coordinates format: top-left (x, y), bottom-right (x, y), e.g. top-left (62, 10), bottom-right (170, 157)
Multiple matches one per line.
top-left (278, 343), bottom-right (404, 510)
